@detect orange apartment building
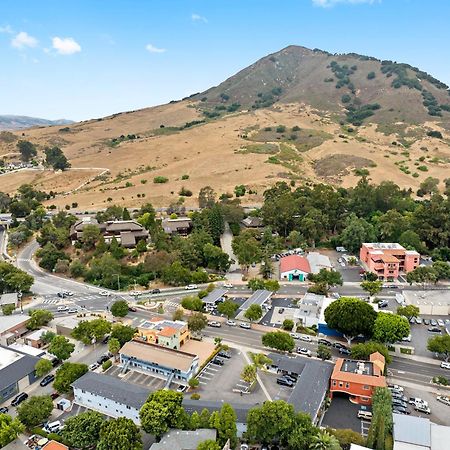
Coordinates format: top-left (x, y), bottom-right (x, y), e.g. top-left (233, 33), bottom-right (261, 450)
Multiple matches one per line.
top-left (330, 352), bottom-right (386, 405)
top-left (135, 317), bottom-right (190, 350)
top-left (360, 243), bottom-right (420, 281)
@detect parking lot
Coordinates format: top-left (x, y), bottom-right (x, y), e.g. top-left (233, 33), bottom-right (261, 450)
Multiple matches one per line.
top-left (322, 396), bottom-right (364, 434)
top-left (195, 348), bottom-right (268, 405)
top-left (326, 249), bottom-right (363, 283)
top-left (259, 371), bottom-right (293, 403)
top-left (106, 365), bottom-right (173, 391)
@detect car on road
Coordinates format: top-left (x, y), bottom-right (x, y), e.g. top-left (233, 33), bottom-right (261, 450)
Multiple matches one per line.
top-left (297, 347), bottom-right (312, 357)
top-left (226, 320), bottom-right (236, 327)
top-left (212, 358), bottom-right (224, 366)
top-left (428, 327), bottom-right (441, 333)
top-left (128, 305), bottom-right (137, 312)
top-left (99, 290), bottom-right (110, 296)
top-left (239, 322), bottom-right (251, 329)
top-left (40, 374), bottom-right (55, 387)
top-left (57, 292), bottom-right (67, 298)
top-left (97, 355), bottom-right (110, 365)
top-left (318, 338), bottom-right (332, 346)
top-left (436, 396), bottom-right (450, 406)
top-left (218, 351), bottom-right (231, 359)
top-left (299, 335), bottom-right (312, 342)
top-left (339, 347), bottom-right (351, 355)
top-left (151, 288), bottom-right (161, 294)
top-left (378, 300), bottom-right (389, 308)
top-left (208, 321), bottom-right (222, 328)
top-left (388, 384), bottom-right (404, 392)
top-left (11, 392), bottom-right (28, 407)
top-left (423, 318), bottom-right (431, 325)
top-left (276, 377), bottom-right (294, 387)
top-left (67, 308), bottom-right (78, 314)
top-left (185, 284), bottom-right (198, 290)
top-left (57, 305), bottom-right (68, 312)
top-left (63, 291), bottom-right (74, 296)
top-left (414, 404), bottom-right (431, 414)
top-left (332, 342), bottom-right (345, 349)
top-left (437, 319), bottom-right (445, 327)
top-left (89, 362), bottom-right (100, 371)
top-left (290, 333), bottom-right (300, 339)
top-left (223, 283), bottom-right (233, 288)
top-left (129, 291), bottom-right (141, 296)
top-left (0, 407), bottom-right (8, 414)
top-left (440, 361), bottom-right (450, 370)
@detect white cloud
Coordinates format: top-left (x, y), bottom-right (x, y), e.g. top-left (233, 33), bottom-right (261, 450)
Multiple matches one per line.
top-left (52, 36), bottom-right (81, 55)
top-left (11, 31), bottom-right (38, 49)
top-left (312, 0), bottom-right (378, 7)
top-left (145, 43), bottom-right (166, 53)
top-left (0, 25), bottom-right (13, 34)
top-left (191, 13), bottom-right (208, 23)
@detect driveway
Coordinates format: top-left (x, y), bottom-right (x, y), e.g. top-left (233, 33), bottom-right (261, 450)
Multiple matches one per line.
top-left (220, 223), bottom-right (241, 279)
top-left (322, 396), bottom-right (363, 433)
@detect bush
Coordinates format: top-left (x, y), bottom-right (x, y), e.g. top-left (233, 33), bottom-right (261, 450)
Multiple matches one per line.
top-left (341, 94), bottom-right (352, 104)
top-left (102, 360), bottom-right (112, 371)
top-left (367, 71), bottom-right (376, 80)
top-left (417, 165), bottom-right (428, 171)
top-left (282, 319), bottom-right (294, 331)
top-left (427, 130), bottom-right (443, 139)
top-left (153, 176), bottom-right (169, 184)
top-left (276, 125), bottom-right (286, 133)
top-left (179, 187), bottom-right (193, 197)
top-left (181, 174), bottom-right (189, 180)
top-left (191, 393), bottom-right (201, 400)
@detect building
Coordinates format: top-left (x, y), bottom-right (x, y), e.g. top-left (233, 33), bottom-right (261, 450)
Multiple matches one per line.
top-left (70, 217), bottom-right (148, 248)
top-left (266, 353), bottom-right (333, 423)
top-left (0, 315), bottom-right (30, 346)
top-left (360, 243), bottom-right (420, 281)
top-left (150, 429), bottom-right (218, 450)
top-left (161, 217), bottom-right (193, 236)
top-left (393, 413), bottom-right (450, 450)
top-left (0, 293), bottom-right (19, 308)
top-left (295, 293), bottom-right (326, 327)
top-left (120, 339), bottom-right (199, 382)
top-left (8, 343), bottom-right (45, 357)
top-left (43, 441), bottom-right (69, 450)
top-left (136, 317), bottom-right (190, 350)
top-left (241, 216), bottom-right (264, 229)
top-left (72, 372), bottom-right (150, 425)
top-left (330, 352), bottom-right (386, 405)
top-left (306, 252), bottom-right (333, 274)
top-left (24, 329), bottom-right (46, 349)
top-left (402, 290), bottom-right (450, 316)
top-left (202, 288), bottom-right (228, 309)
top-left (235, 290), bottom-right (273, 321)
top-left (0, 346), bottom-right (40, 404)
top-left (280, 255), bottom-right (311, 281)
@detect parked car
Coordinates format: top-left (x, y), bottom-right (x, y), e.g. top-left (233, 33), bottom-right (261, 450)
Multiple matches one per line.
top-left (388, 384), bottom-right (404, 392)
top-left (393, 407), bottom-right (410, 415)
top-left (436, 396), bottom-right (450, 406)
top-left (226, 320), bottom-right (237, 327)
top-left (239, 322), bottom-right (251, 329)
top-left (89, 362), bottom-right (100, 371)
top-left (430, 319), bottom-right (438, 326)
top-left (40, 374), bottom-right (55, 387)
top-left (339, 347), bottom-right (351, 355)
top-left (423, 319), bottom-right (431, 325)
top-left (299, 335), bottom-right (312, 342)
top-left (57, 292), bottom-right (66, 298)
top-left (283, 374), bottom-right (297, 383)
top-left (290, 333), bottom-right (300, 339)
top-left (151, 289), bottom-right (161, 294)
top-left (63, 291), bottom-right (74, 296)
top-left (318, 338), bottom-right (332, 346)
top-left (415, 317), bottom-right (423, 324)
top-left (414, 405), bottom-right (431, 414)
top-left (212, 358), bottom-right (224, 366)
top-left (409, 397), bottom-right (428, 407)
top-left (428, 327), bottom-right (441, 333)
top-left (102, 335), bottom-right (111, 344)
top-left (11, 393), bottom-right (28, 407)
top-left (378, 300), bottom-right (389, 308)
top-left (208, 321), bottom-right (222, 328)
top-left (276, 377), bottom-right (294, 387)
top-left (50, 392), bottom-right (59, 400)
top-left (44, 420), bottom-right (62, 433)
top-left (67, 308), bottom-right (78, 314)
top-left (218, 351), bottom-right (231, 359)
top-left (392, 400), bottom-right (408, 409)
top-left (0, 407), bottom-right (8, 414)
top-left (401, 334), bottom-right (412, 342)
top-left (297, 347), bottom-right (312, 357)
top-left (223, 283), bottom-right (233, 288)
top-left (440, 361), bottom-right (450, 370)
top-left (185, 284), bottom-right (198, 290)
top-left (437, 319), bottom-right (445, 327)
top-left (240, 444), bottom-right (249, 450)
top-left (332, 342), bottom-right (345, 349)
top-left (97, 354), bottom-right (110, 365)
top-left (392, 393), bottom-right (408, 402)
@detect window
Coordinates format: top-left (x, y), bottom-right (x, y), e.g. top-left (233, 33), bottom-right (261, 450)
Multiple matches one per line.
top-left (126, 405), bottom-right (131, 410)
top-left (332, 381), bottom-right (337, 387)
top-left (345, 383), bottom-right (350, 388)
top-left (339, 382), bottom-right (343, 387)
top-left (363, 385), bottom-right (370, 390)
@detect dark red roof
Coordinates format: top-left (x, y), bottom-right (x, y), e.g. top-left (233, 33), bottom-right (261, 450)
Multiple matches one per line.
top-left (280, 255), bottom-right (311, 274)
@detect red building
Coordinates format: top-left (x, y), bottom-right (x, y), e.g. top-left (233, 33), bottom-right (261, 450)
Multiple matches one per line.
top-left (330, 352), bottom-right (386, 405)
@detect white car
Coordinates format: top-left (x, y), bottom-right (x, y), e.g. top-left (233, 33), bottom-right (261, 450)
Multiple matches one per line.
top-left (67, 308), bottom-right (78, 314)
top-left (129, 291), bottom-right (141, 296)
top-left (239, 322), bottom-right (251, 329)
top-left (88, 362), bottom-right (99, 371)
top-left (223, 283), bottom-right (233, 288)
top-left (57, 305), bottom-right (68, 312)
top-left (388, 384), bottom-right (404, 393)
top-left (436, 396), bottom-right (450, 406)
top-left (409, 397), bottom-right (428, 407)
top-left (437, 319), bottom-right (445, 327)
top-left (226, 320), bottom-right (237, 327)
top-left (401, 334), bottom-right (412, 342)
top-left (185, 284), bottom-right (198, 290)
top-left (299, 335), bottom-right (312, 342)
top-left (63, 291), bottom-right (74, 296)
top-left (440, 361), bottom-right (450, 370)
top-left (416, 317), bottom-right (423, 324)
top-left (290, 333), bottom-right (300, 339)
top-left (297, 347), bottom-right (312, 357)
top-left (208, 321), bottom-right (221, 328)
top-left (99, 290), bottom-right (110, 296)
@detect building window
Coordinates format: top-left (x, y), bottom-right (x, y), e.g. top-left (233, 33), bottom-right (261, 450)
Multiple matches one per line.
top-left (363, 385), bottom-right (370, 390)
top-left (127, 405), bottom-right (131, 409)
top-left (339, 382), bottom-right (343, 387)
top-left (345, 383), bottom-right (349, 388)
top-left (332, 380), bottom-right (337, 387)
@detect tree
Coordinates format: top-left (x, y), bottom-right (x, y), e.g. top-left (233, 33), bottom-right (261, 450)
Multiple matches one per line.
top-left (432, 260), bottom-right (450, 280)
top-left (197, 440), bottom-right (221, 450)
top-left (406, 266), bottom-right (437, 286)
top-left (0, 414), bottom-right (24, 448)
top-left (1, 304), bottom-right (15, 315)
top-left (53, 362), bottom-right (88, 393)
top-left (310, 430), bottom-right (341, 450)
top-left (188, 378), bottom-right (199, 389)
top-left (361, 280), bottom-right (383, 299)
top-left (244, 304), bottom-right (263, 322)
top-left (247, 278), bottom-right (265, 291)
top-left (209, 403), bottom-right (237, 448)
top-left (62, 411), bottom-right (104, 450)
top-left (246, 400), bottom-right (296, 445)
top-left (324, 297), bottom-right (377, 345)
top-left (41, 330), bottom-right (56, 344)
top-left (249, 352), bottom-right (272, 370)
top-left (327, 428), bottom-right (366, 450)
top-left (367, 387), bottom-right (393, 450)
top-left (350, 341), bottom-right (392, 364)
top-left (232, 231), bottom-right (262, 272)
top-left (172, 308), bottom-right (184, 321)
top-left (340, 214), bottom-right (376, 254)
top-left (282, 319), bottom-right (294, 331)
top-left (241, 364), bottom-right (257, 384)
top-left (309, 269), bottom-right (343, 290)
top-left (44, 146), bottom-right (70, 170)
top-left (264, 279), bottom-right (280, 292)
top-left (110, 300), bottom-right (129, 318)
top-left (262, 331), bottom-right (295, 352)
top-left (72, 318), bottom-right (112, 345)
top-left (17, 140), bottom-right (37, 161)
top-left (17, 395), bottom-right (53, 428)
top-left (108, 337), bottom-right (121, 360)
top-left (111, 324), bottom-right (136, 346)
top-left (427, 335), bottom-right (450, 361)
top-left (48, 335), bottom-right (75, 361)
top-left (187, 312), bottom-right (208, 333)
top-left (35, 358), bottom-right (53, 377)
top-left (396, 304), bottom-right (420, 321)
top-left (97, 417), bottom-right (142, 450)
top-left (418, 176), bottom-right (439, 197)
top-left (198, 186), bottom-right (216, 209)
top-left (217, 300), bottom-right (239, 319)
top-left (27, 309), bottom-right (54, 330)
top-left (287, 412), bottom-right (317, 450)
top-left (81, 224), bottom-right (101, 250)
top-left (317, 344), bottom-right (332, 361)
top-left (373, 312), bottom-right (410, 343)
top-left (203, 243), bottom-right (230, 272)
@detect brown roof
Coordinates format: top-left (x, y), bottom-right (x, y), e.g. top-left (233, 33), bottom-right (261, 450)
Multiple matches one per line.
top-left (379, 254), bottom-right (400, 263)
top-left (119, 232), bottom-right (136, 247)
top-left (43, 441), bottom-right (69, 450)
top-left (105, 220), bottom-right (144, 232)
top-left (158, 326), bottom-right (177, 337)
top-left (120, 340), bottom-right (197, 372)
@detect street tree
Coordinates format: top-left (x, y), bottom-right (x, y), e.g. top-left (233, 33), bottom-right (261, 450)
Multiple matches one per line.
top-left (72, 318), bottom-right (112, 345)
top-left (54, 362), bottom-right (88, 393)
top-left (187, 312), bottom-right (208, 333)
top-left (35, 358), bottom-right (53, 377)
top-left (324, 297), bottom-right (377, 345)
top-left (427, 335), bottom-right (450, 361)
top-left (317, 344), bottom-right (332, 361)
top-left (197, 440), bottom-right (221, 450)
top-left (367, 387), bottom-right (393, 450)
top-left (310, 430), bottom-right (341, 450)
top-left (217, 300), bottom-right (239, 319)
top-left (244, 304), bottom-right (263, 322)
top-left (396, 304), bottom-right (420, 321)
top-left (241, 364), bottom-right (257, 384)
top-left (350, 341), bottom-right (392, 364)
top-left (432, 261), bottom-right (450, 280)
top-left (247, 278), bottom-right (265, 291)
top-left (172, 308), bottom-right (184, 321)
top-left (61, 411), bottom-right (104, 450)
top-left (110, 300), bottom-right (129, 318)
top-left (361, 280), bottom-right (383, 299)
top-left (373, 312), bottom-right (410, 343)
top-left (406, 266), bottom-right (437, 286)
top-left (309, 269), bottom-right (343, 289)
top-left (181, 295), bottom-right (204, 312)
top-left (0, 414), bottom-right (24, 448)
top-left (262, 331), bottom-right (295, 352)
top-left (108, 337), bottom-right (121, 360)
top-left (111, 324), bottom-right (136, 346)
top-left (17, 395), bottom-right (53, 428)
top-left (27, 309), bottom-right (53, 330)
top-left (282, 319), bottom-right (294, 331)
top-left (48, 335), bottom-right (75, 361)
top-left (97, 417), bottom-right (142, 450)
top-left (208, 403), bottom-right (238, 448)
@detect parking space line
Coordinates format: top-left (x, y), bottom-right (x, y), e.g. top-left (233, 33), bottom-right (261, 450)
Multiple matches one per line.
top-left (199, 381), bottom-right (207, 385)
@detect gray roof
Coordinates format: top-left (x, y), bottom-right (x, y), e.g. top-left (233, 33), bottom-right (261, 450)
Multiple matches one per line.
top-left (0, 346), bottom-right (40, 391)
top-left (72, 372), bottom-right (151, 410)
top-left (202, 289), bottom-right (228, 305)
top-left (240, 290), bottom-right (272, 311)
top-left (393, 413), bottom-right (431, 447)
top-left (267, 353), bottom-right (306, 375)
top-left (0, 315), bottom-right (29, 334)
top-left (0, 293), bottom-right (18, 306)
top-left (150, 429), bottom-right (217, 450)
top-left (1, 440), bottom-right (29, 450)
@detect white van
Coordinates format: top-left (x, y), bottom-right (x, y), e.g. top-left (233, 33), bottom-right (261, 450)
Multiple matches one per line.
top-left (44, 420), bottom-right (61, 433)
top-left (357, 410), bottom-right (372, 421)
top-left (440, 361), bottom-right (450, 370)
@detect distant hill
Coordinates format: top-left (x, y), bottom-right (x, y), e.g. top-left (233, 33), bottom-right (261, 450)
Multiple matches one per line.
top-left (0, 115), bottom-right (74, 131)
top-left (0, 45), bottom-right (449, 210)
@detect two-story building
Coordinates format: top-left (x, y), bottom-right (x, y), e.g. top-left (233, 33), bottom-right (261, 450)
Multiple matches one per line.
top-left (136, 317), bottom-right (190, 350)
top-left (161, 217), bottom-right (193, 236)
top-left (120, 340), bottom-right (199, 382)
top-left (330, 352), bottom-right (386, 405)
top-left (360, 243), bottom-right (420, 281)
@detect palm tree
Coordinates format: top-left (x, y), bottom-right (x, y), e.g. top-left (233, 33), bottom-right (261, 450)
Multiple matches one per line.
top-left (309, 430), bottom-right (341, 450)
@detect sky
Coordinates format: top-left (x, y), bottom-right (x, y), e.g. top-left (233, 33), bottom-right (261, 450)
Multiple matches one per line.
top-left (1, 0), bottom-right (450, 121)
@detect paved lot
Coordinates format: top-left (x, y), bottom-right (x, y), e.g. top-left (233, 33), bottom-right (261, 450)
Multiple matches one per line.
top-left (322, 396), bottom-right (364, 434)
top-left (259, 371), bottom-right (293, 403)
top-left (409, 317), bottom-right (449, 358)
top-left (326, 250), bottom-right (363, 283)
top-left (106, 365), bottom-right (169, 391)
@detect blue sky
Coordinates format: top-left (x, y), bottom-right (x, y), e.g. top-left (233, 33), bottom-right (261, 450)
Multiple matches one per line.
top-left (1, 0), bottom-right (449, 121)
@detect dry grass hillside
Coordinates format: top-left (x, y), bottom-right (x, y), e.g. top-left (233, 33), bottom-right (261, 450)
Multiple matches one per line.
top-left (1, 45), bottom-right (449, 209)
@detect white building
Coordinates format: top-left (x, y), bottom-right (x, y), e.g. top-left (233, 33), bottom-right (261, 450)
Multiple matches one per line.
top-left (306, 252), bottom-right (333, 274)
top-left (71, 372), bottom-right (151, 425)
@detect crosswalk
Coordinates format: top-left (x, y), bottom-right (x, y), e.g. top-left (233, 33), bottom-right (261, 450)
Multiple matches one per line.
top-left (164, 301), bottom-right (180, 311)
top-left (42, 298), bottom-right (60, 304)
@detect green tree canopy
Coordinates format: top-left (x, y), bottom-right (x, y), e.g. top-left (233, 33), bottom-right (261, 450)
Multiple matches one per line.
top-left (396, 304), bottom-right (419, 321)
top-left (340, 214), bottom-right (376, 254)
top-left (35, 358), bottom-right (53, 377)
top-left (373, 312), bottom-right (410, 343)
top-left (209, 403), bottom-right (237, 448)
top-left (111, 324), bottom-right (136, 346)
top-left (110, 300), bottom-right (129, 317)
top-left (97, 417), bottom-right (142, 450)
top-left (62, 411), bottom-right (105, 450)
top-left (262, 331), bottom-right (295, 352)
top-left (54, 362), bottom-right (88, 393)
top-left (48, 335), bottom-right (75, 361)
top-left (72, 318), bottom-right (112, 345)
top-left (217, 300), bottom-right (239, 319)
top-left (108, 337), bottom-right (121, 358)
top-left (27, 309), bottom-right (54, 330)
top-left (17, 395), bottom-right (53, 428)
top-left (17, 140), bottom-right (37, 161)
top-left (44, 146), bottom-right (70, 170)
top-left (0, 413), bottom-right (25, 447)
top-left (367, 387), bottom-right (393, 450)
top-left (427, 335), bottom-right (450, 361)
top-left (350, 341), bottom-right (392, 364)
top-left (197, 440), bottom-right (221, 450)
top-left (241, 364), bottom-right (257, 384)
top-left (187, 312), bottom-right (208, 333)
top-left (360, 280), bottom-right (383, 298)
top-left (244, 304), bottom-right (263, 322)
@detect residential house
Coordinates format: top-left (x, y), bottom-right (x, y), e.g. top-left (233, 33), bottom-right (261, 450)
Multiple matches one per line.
top-left (0, 315), bottom-right (30, 346)
top-left (136, 317), bottom-right (190, 350)
top-left (330, 352), bottom-right (386, 405)
top-left (24, 329), bottom-right (46, 348)
top-left (280, 255), bottom-right (311, 281)
top-left (241, 216), bottom-right (264, 229)
top-left (161, 217), bottom-right (193, 236)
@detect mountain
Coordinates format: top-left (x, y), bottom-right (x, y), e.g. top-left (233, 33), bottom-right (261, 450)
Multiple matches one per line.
top-left (0, 45), bottom-right (449, 210)
top-left (0, 115), bottom-right (74, 131)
